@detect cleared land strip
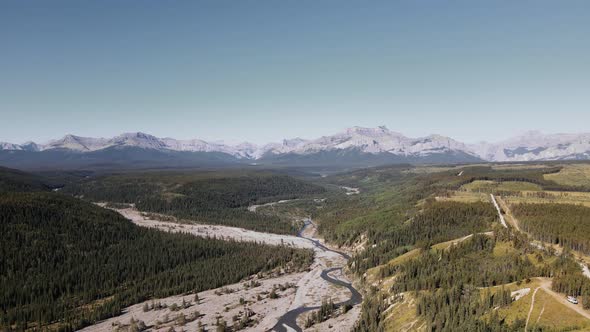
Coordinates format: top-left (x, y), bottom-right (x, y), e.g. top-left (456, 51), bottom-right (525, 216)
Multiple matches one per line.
top-left (495, 196), bottom-right (521, 231)
top-left (490, 194), bottom-right (508, 228)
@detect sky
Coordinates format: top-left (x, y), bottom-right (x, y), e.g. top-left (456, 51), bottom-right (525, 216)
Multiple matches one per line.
top-left (1, 1), bottom-right (589, 145)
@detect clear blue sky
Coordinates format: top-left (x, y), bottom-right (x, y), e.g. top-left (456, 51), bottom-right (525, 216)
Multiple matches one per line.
top-left (1, 1), bottom-right (589, 144)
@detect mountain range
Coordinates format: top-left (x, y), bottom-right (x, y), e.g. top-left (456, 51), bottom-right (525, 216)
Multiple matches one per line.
top-left (2, 127), bottom-right (590, 170)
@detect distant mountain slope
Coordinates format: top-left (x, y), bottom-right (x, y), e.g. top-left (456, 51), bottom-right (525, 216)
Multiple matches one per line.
top-left (259, 147), bottom-right (481, 167)
top-left (471, 131), bottom-right (590, 162)
top-left (2, 127), bottom-right (590, 169)
top-left (62, 170), bottom-right (326, 234)
top-left (0, 146), bottom-right (241, 170)
top-left (0, 166), bottom-right (50, 192)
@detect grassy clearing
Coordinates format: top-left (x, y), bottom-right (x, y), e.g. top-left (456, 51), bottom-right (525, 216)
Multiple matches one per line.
top-left (436, 191), bottom-right (489, 203)
top-left (545, 164), bottom-right (590, 187)
top-left (403, 166), bottom-right (459, 174)
top-left (486, 278), bottom-right (590, 331)
top-left (492, 241), bottom-right (519, 257)
top-left (504, 190), bottom-right (590, 207)
top-left (386, 248), bottom-right (422, 267)
top-left (533, 288), bottom-right (590, 330)
top-left (431, 234), bottom-right (476, 251)
top-left (444, 175), bottom-right (590, 207)
top-left (366, 248), bottom-right (421, 286)
top-left (497, 281), bottom-right (537, 326)
top-left (448, 176), bottom-right (590, 207)
top-left (484, 280), bottom-right (538, 323)
top-left (461, 180), bottom-right (543, 192)
top-left (491, 164), bottom-right (552, 170)
top-left (491, 241), bottom-right (559, 268)
top-left (489, 280), bottom-right (537, 324)
top-left (383, 292), bottom-right (425, 332)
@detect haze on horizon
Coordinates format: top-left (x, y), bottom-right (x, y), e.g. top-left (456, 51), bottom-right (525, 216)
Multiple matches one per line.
top-left (1, 1), bottom-right (589, 145)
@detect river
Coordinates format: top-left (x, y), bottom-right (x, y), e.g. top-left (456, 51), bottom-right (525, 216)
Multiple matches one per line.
top-left (272, 219), bottom-right (362, 332)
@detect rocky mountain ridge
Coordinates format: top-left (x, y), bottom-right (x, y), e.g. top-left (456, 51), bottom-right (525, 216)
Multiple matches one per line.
top-left (3, 127), bottom-right (590, 162)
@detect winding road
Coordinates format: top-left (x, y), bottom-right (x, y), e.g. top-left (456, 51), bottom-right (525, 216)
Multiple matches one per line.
top-left (271, 219), bottom-right (362, 332)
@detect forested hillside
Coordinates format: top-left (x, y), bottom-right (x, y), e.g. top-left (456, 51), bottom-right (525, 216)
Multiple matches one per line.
top-left (62, 171), bottom-right (326, 234)
top-left (512, 203), bottom-right (590, 254)
top-left (315, 166), bottom-right (498, 272)
top-left (392, 233), bottom-right (540, 292)
top-left (392, 233), bottom-right (538, 331)
top-left (350, 201), bottom-right (497, 273)
top-left (0, 166), bottom-right (50, 192)
top-left (316, 164), bottom-right (590, 331)
top-left (315, 164), bottom-right (581, 248)
top-left (0, 192), bottom-right (313, 331)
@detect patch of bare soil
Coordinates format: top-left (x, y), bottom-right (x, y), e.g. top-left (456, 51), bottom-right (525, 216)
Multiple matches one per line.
top-left (80, 272), bottom-right (305, 332)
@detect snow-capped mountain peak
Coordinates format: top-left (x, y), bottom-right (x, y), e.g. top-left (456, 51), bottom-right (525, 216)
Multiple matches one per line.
top-left (476, 131), bottom-right (590, 162)
top-left (3, 127), bottom-right (590, 163)
top-left (111, 132), bottom-right (167, 150)
top-left (0, 142), bottom-right (24, 151)
top-left (344, 125), bottom-right (395, 137)
top-left (45, 134), bottom-right (109, 152)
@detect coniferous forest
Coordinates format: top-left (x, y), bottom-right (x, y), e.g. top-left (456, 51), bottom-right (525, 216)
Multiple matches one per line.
top-left (350, 200), bottom-right (497, 273)
top-left (0, 192), bottom-right (313, 331)
top-left (512, 203), bottom-right (590, 254)
top-left (62, 171), bottom-right (326, 234)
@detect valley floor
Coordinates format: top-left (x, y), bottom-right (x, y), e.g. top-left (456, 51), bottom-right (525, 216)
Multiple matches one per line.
top-left (82, 206), bottom-right (361, 332)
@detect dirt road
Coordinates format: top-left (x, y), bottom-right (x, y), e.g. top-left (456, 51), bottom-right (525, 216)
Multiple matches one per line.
top-left (490, 194), bottom-right (508, 228)
top-left (538, 278), bottom-right (590, 320)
